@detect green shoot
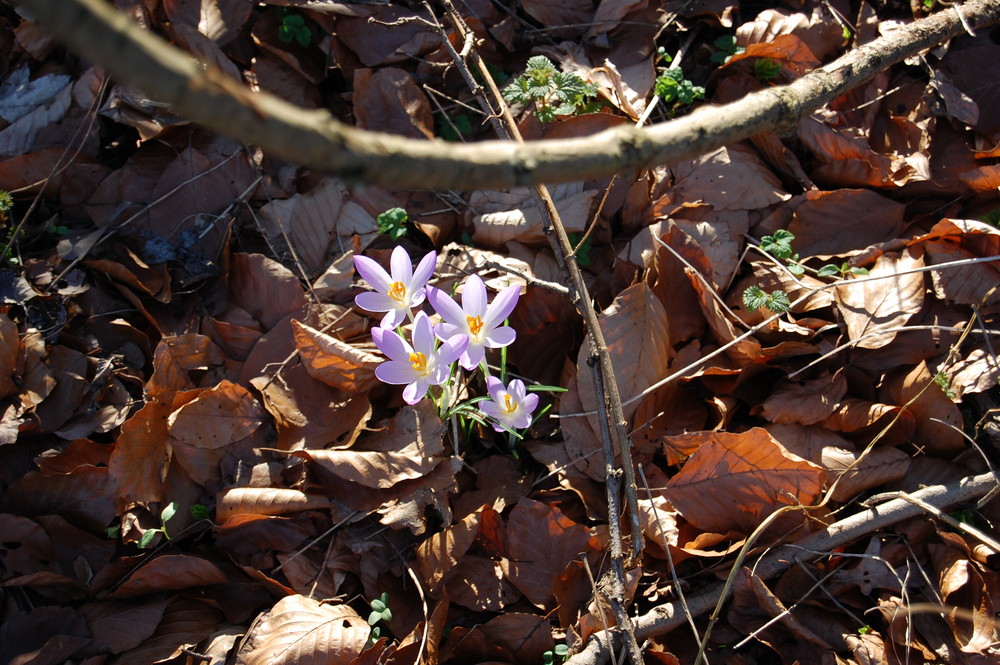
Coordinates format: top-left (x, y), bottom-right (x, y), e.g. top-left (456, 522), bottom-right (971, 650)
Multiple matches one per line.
top-left (754, 58), bottom-right (782, 82)
top-left (277, 10), bottom-right (311, 47)
top-left (377, 207), bottom-right (409, 240)
top-left (502, 56), bottom-right (600, 123)
top-left (710, 35), bottom-right (744, 64)
top-left (190, 504), bottom-right (211, 521)
top-left (742, 286), bottom-right (791, 314)
top-left (933, 372), bottom-right (956, 399)
top-left (816, 262), bottom-right (869, 279)
top-left (979, 208), bottom-right (1000, 227)
top-left (138, 501), bottom-right (178, 548)
top-left (367, 592), bottom-right (393, 642)
top-left (543, 644), bottom-right (570, 665)
top-left (654, 67), bottom-right (705, 105)
top-left (759, 229), bottom-right (804, 275)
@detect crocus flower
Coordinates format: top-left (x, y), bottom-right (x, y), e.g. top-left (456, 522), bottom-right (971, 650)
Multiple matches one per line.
top-left (371, 311), bottom-right (468, 404)
top-left (480, 377), bottom-right (538, 432)
top-left (354, 246), bottom-right (437, 329)
top-left (426, 275), bottom-right (519, 370)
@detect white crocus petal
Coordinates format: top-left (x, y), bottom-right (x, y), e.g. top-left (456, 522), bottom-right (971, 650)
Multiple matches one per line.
top-left (353, 247), bottom-right (437, 329)
top-left (480, 377), bottom-right (538, 432)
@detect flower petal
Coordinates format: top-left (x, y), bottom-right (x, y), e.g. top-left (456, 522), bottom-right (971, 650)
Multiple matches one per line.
top-left (482, 326), bottom-right (516, 348)
top-left (411, 250), bottom-right (437, 290)
top-left (460, 344), bottom-right (485, 370)
top-left (480, 401), bottom-right (502, 420)
top-left (436, 322), bottom-right (465, 340)
top-left (482, 285), bottom-right (520, 329)
top-left (380, 308), bottom-right (407, 330)
top-left (411, 312), bottom-right (436, 355)
top-left (353, 254), bottom-right (393, 293)
top-left (521, 393), bottom-right (540, 415)
top-left (427, 286), bottom-right (465, 328)
top-left (389, 246), bottom-right (413, 283)
top-left (373, 327), bottom-right (411, 361)
top-left (508, 379), bottom-right (527, 401)
top-left (485, 376), bottom-right (505, 402)
top-left (402, 378), bottom-right (430, 404)
top-left (461, 275), bottom-right (487, 316)
top-left (355, 291), bottom-right (394, 314)
top-left (376, 361), bottom-right (418, 385)
top-left (438, 334), bottom-right (470, 366)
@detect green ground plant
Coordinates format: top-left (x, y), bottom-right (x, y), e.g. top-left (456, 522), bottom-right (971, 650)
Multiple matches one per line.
top-left (502, 56), bottom-right (600, 123)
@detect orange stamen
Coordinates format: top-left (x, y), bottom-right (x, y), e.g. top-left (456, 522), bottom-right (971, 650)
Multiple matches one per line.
top-left (409, 352), bottom-right (428, 373)
top-left (467, 315), bottom-right (484, 337)
top-left (503, 393), bottom-right (517, 414)
top-left (388, 281), bottom-right (407, 303)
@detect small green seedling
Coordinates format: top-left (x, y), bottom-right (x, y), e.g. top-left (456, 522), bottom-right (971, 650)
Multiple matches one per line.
top-left (543, 644), bottom-right (569, 665)
top-left (754, 58), bottom-right (782, 82)
top-left (742, 285), bottom-right (791, 314)
top-left (190, 503), bottom-right (211, 520)
top-left (138, 501), bottom-right (178, 548)
top-left (711, 35), bottom-right (744, 64)
top-left (277, 10), bottom-right (311, 47)
top-left (858, 625), bottom-right (873, 635)
top-left (759, 229), bottom-right (804, 275)
top-left (816, 262), bottom-right (869, 279)
top-left (654, 47), bottom-right (705, 107)
top-left (377, 207), bottom-right (409, 240)
top-left (502, 56), bottom-right (600, 123)
top-left (933, 372), bottom-right (956, 399)
top-left (979, 207), bottom-right (1000, 228)
top-left (367, 592), bottom-right (393, 641)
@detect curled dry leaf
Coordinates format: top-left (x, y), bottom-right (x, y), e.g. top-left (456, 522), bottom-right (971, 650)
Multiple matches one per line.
top-left (664, 428), bottom-right (825, 534)
top-left (469, 182), bottom-right (593, 247)
top-left (112, 554), bottom-right (228, 599)
top-left (216, 487), bottom-right (335, 525)
top-left (243, 595), bottom-right (369, 665)
top-left (292, 319), bottom-right (381, 393)
top-left (761, 371), bottom-right (847, 426)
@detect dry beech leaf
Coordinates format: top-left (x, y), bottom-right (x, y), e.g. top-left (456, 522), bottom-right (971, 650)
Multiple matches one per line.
top-left (167, 380), bottom-right (265, 449)
top-left (834, 248), bottom-right (925, 349)
top-left (353, 68), bottom-right (434, 139)
top-left (761, 371), bottom-right (847, 425)
top-left (162, 0), bottom-right (251, 44)
top-left (0, 312), bottom-right (21, 399)
top-left (502, 497), bottom-right (600, 609)
top-left (415, 510), bottom-right (480, 592)
top-left (112, 554), bottom-right (228, 598)
top-left (83, 599), bottom-right (171, 655)
top-left (292, 320), bottom-right (380, 393)
top-left (108, 400), bottom-right (171, 506)
top-left (112, 598), bottom-right (220, 665)
top-left (216, 487), bottom-right (335, 524)
top-left (671, 145), bottom-right (790, 211)
top-left (245, 595), bottom-right (369, 665)
top-left (470, 183), bottom-right (593, 247)
top-left (882, 360), bottom-right (964, 456)
top-left (786, 189), bottom-right (905, 257)
top-left (665, 428), bottom-right (825, 534)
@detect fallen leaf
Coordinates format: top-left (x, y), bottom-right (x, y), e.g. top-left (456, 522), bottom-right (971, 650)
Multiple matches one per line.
top-left (834, 248), bottom-right (925, 349)
top-left (244, 595), bottom-right (369, 665)
top-left (665, 428), bottom-right (825, 534)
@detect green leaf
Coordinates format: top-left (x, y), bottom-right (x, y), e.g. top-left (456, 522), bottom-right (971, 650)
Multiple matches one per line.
top-left (786, 262), bottom-right (805, 276)
top-left (816, 264), bottom-right (840, 278)
top-left (160, 501), bottom-right (178, 524)
top-left (138, 528), bottom-right (159, 548)
top-left (554, 644), bottom-right (569, 656)
top-left (368, 610), bottom-right (383, 626)
top-left (370, 598), bottom-right (386, 613)
top-left (742, 286), bottom-right (768, 311)
top-left (380, 607), bottom-right (393, 622)
top-left (754, 58), bottom-right (782, 81)
top-left (766, 290), bottom-right (791, 313)
top-left (190, 504), bottom-right (210, 520)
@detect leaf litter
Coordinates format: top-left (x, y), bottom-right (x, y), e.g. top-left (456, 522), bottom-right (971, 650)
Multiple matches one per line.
top-left (0, 1), bottom-right (999, 665)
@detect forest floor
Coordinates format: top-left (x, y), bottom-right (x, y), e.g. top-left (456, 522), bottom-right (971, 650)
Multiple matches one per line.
top-left (0, 1), bottom-right (999, 664)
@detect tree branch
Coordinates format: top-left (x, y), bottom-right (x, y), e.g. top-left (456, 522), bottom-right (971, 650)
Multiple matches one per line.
top-left (565, 471), bottom-right (999, 665)
top-left (21, 0), bottom-right (1000, 190)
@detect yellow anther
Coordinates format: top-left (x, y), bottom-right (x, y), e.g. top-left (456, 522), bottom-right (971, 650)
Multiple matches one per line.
top-left (388, 281), bottom-right (407, 303)
top-left (467, 315), bottom-right (484, 337)
top-left (409, 352), bottom-right (428, 373)
top-left (503, 393), bottom-right (517, 414)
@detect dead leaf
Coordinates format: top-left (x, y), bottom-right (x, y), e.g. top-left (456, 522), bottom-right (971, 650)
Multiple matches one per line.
top-left (834, 248), bottom-right (925, 349)
top-left (244, 595), bottom-right (369, 665)
top-left (761, 371), bottom-right (847, 425)
top-left (168, 380), bottom-right (265, 449)
top-left (664, 428), bottom-right (825, 534)
top-left (292, 320), bottom-right (380, 393)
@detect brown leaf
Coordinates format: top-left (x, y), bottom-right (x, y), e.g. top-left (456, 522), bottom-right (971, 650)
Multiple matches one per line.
top-left (112, 554), bottom-right (228, 598)
top-left (415, 510), bottom-right (480, 592)
top-left (761, 371), bottom-right (847, 425)
top-left (502, 497), bottom-right (600, 609)
top-left (470, 183), bottom-right (594, 247)
top-left (162, 0), bottom-right (251, 45)
top-left (168, 380), bottom-right (265, 449)
top-left (113, 598), bottom-right (220, 665)
top-left (292, 320), bottom-right (380, 393)
top-left (83, 599), bottom-right (171, 655)
top-left (216, 488), bottom-right (335, 524)
top-left (244, 595), bottom-right (369, 665)
top-left (834, 248), bottom-right (925, 349)
top-left (665, 428), bottom-right (825, 534)
top-left (353, 68), bottom-right (434, 139)
top-left (672, 145), bottom-right (790, 212)
top-left (882, 360), bottom-right (964, 456)
top-left (786, 189), bottom-right (905, 257)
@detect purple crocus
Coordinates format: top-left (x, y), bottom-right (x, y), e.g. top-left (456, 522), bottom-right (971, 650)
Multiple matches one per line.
top-left (371, 311), bottom-right (468, 404)
top-left (354, 246), bottom-right (437, 329)
top-left (479, 377), bottom-right (538, 432)
top-left (426, 275), bottom-right (519, 370)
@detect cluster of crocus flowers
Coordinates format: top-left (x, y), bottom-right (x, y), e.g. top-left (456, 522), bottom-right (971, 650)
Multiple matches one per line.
top-left (354, 246), bottom-right (537, 433)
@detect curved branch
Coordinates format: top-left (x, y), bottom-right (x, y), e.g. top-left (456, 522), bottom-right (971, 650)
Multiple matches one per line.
top-left (21, 0), bottom-right (1000, 190)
